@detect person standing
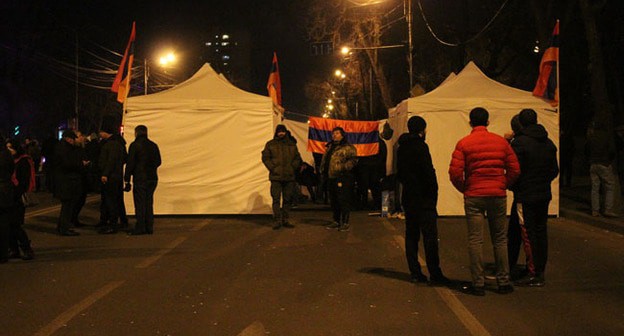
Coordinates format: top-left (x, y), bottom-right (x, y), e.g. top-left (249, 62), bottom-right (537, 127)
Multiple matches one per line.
top-left (322, 127), bottom-right (358, 231)
top-left (124, 125), bottom-right (162, 235)
top-left (53, 130), bottom-right (84, 236)
top-left (262, 124), bottom-right (302, 230)
top-left (98, 122), bottom-right (127, 234)
top-left (449, 107), bottom-right (520, 296)
top-left (586, 123), bottom-right (619, 217)
top-left (510, 109), bottom-right (559, 287)
top-left (397, 116), bottom-right (449, 285)
top-left (6, 140), bottom-right (35, 260)
top-left (71, 131), bottom-right (89, 227)
top-left (1, 134), bottom-right (16, 263)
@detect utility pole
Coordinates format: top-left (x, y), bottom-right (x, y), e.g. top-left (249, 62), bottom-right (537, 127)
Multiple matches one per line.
top-left (144, 59), bottom-right (149, 95)
top-left (75, 33), bottom-right (79, 130)
top-left (406, 0), bottom-right (413, 93)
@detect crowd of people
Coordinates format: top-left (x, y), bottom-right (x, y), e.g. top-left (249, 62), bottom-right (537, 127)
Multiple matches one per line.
top-left (0, 123), bottom-right (161, 263)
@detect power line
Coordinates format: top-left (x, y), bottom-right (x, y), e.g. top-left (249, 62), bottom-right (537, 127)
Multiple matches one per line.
top-left (416, 0), bottom-right (510, 47)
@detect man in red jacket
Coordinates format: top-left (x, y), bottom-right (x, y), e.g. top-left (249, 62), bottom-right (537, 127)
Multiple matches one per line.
top-left (449, 107), bottom-right (520, 296)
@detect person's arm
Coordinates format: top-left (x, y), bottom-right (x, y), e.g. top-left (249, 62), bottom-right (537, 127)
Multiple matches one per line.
top-left (261, 142), bottom-right (275, 171)
top-left (15, 159), bottom-right (30, 195)
top-left (124, 143), bottom-right (136, 183)
top-left (504, 142), bottom-right (521, 188)
top-left (449, 143), bottom-right (466, 193)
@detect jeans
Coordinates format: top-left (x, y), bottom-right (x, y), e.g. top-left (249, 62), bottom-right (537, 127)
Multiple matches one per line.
top-left (404, 209), bottom-right (442, 278)
top-left (464, 196), bottom-right (510, 287)
top-left (590, 164), bottom-right (616, 213)
top-left (133, 180), bottom-right (158, 233)
top-left (270, 181), bottom-right (295, 223)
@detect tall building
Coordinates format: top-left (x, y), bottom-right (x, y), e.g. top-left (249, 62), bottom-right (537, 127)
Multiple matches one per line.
top-left (202, 29), bottom-right (251, 90)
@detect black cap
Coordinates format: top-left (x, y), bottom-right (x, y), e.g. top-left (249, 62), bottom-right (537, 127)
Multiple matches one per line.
top-left (519, 109), bottom-right (538, 126)
top-left (62, 130), bottom-right (77, 139)
top-left (275, 124), bottom-right (287, 133)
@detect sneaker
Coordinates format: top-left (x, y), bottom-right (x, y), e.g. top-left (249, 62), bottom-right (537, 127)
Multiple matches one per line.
top-left (338, 223), bottom-right (350, 231)
top-left (326, 221), bottom-right (341, 229)
top-left (21, 249), bottom-right (35, 260)
top-left (410, 273), bottom-right (428, 283)
top-left (515, 276), bottom-right (545, 287)
top-left (591, 211), bottom-right (600, 217)
top-left (497, 284), bottom-right (514, 294)
top-left (460, 283), bottom-right (486, 296)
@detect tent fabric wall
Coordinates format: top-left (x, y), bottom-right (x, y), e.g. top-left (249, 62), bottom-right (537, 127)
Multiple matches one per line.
top-left (123, 64), bottom-right (274, 215)
top-left (389, 62), bottom-right (559, 216)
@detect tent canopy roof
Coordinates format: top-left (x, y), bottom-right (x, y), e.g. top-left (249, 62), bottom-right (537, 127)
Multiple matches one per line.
top-left (127, 63), bottom-right (269, 104)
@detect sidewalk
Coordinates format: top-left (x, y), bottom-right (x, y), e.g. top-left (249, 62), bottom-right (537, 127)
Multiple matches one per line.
top-left (560, 181), bottom-right (624, 235)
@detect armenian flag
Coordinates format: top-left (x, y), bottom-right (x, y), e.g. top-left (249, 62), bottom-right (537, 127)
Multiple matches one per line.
top-left (266, 52), bottom-right (282, 106)
top-left (111, 22), bottom-right (136, 103)
top-left (533, 21), bottom-right (559, 107)
top-left (307, 117), bottom-right (379, 157)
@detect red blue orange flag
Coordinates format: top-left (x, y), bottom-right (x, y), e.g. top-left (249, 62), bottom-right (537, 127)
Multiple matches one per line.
top-left (266, 52), bottom-right (282, 106)
top-left (111, 22), bottom-right (136, 103)
top-left (533, 21), bottom-right (559, 107)
top-left (307, 117), bottom-right (379, 157)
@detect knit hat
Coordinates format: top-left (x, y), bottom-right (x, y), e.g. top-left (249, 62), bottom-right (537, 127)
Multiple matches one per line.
top-left (380, 122), bottom-right (394, 140)
top-left (519, 109), bottom-right (538, 127)
top-left (407, 116), bottom-right (427, 134)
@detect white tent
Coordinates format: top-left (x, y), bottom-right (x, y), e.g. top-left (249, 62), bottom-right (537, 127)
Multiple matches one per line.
top-left (123, 64), bottom-right (274, 215)
top-left (388, 61), bottom-right (559, 216)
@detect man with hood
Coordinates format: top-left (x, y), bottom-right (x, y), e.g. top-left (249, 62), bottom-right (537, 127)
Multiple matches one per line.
top-left (262, 124), bottom-right (302, 230)
top-left (511, 109), bottom-right (559, 287)
top-left (397, 116), bottom-right (449, 285)
top-left (98, 120), bottom-right (127, 234)
top-left (321, 127), bottom-right (358, 231)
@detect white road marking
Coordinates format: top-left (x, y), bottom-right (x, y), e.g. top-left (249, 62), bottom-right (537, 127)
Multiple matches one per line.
top-left (135, 236), bottom-right (187, 269)
top-left (387, 219), bottom-right (492, 336)
top-left (33, 280), bottom-right (125, 336)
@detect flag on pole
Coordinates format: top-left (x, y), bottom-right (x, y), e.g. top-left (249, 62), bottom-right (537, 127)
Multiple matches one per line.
top-left (111, 22), bottom-right (136, 103)
top-left (307, 117), bottom-right (380, 157)
top-left (532, 21), bottom-right (559, 107)
top-left (266, 52), bottom-right (282, 106)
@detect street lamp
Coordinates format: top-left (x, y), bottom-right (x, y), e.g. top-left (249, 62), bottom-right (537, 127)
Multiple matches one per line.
top-left (144, 51), bottom-right (178, 95)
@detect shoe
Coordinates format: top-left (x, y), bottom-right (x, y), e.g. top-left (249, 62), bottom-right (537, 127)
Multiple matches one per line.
top-left (410, 273), bottom-right (428, 283)
top-left (510, 268), bottom-right (529, 281)
top-left (429, 275), bottom-right (452, 286)
top-left (326, 221), bottom-right (341, 229)
top-left (460, 284), bottom-right (486, 296)
top-left (515, 276), bottom-right (545, 287)
top-left (497, 284), bottom-right (514, 294)
top-left (603, 212), bottom-right (620, 218)
top-left (98, 228), bottom-right (117, 234)
top-left (128, 231), bottom-right (147, 236)
top-left (338, 223), bottom-right (350, 231)
top-left (592, 211), bottom-right (600, 217)
top-left (272, 223), bottom-right (282, 230)
top-left (9, 250), bottom-right (21, 259)
top-left (59, 230), bottom-right (80, 236)
top-left (282, 222), bottom-right (295, 229)
top-left (21, 249), bottom-right (35, 260)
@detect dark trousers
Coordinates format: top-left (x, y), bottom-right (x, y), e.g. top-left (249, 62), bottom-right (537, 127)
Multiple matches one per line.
top-left (133, 180), bottom-right (158, 233)
top-left (0, 207), bottom-right (11, 260)
top-left (72, 189), bottom-right (87, 225)
top-left (58, 195), bottom-right (80, 232)
top-left (522, 200), bottom-right (550, 276)
top-left (100, 179), bottom-right (123, 229)
top-left (9, 202), bottom-right (31, 252)
top-left (100, 183), bottom-right (128, 226)
top-left (328, 175), bottom-right (355, 224)
top-left (270, 180), bottom-right (295, 223)
top-left (356, 166), bottom-right (382, 209)
top-left (404, 209), bottom-right (442, 278)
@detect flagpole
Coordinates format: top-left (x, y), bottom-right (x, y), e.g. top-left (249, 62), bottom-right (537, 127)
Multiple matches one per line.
top-left (556, 19), bottom-right (561, 217)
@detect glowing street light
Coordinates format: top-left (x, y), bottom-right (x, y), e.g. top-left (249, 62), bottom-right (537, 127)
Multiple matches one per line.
top-left (159, 52), bottom-right (177, 66)
top-left (340, 46), bottom-right (351, 55)
top-left (334, 69), bottom-right (343, 77)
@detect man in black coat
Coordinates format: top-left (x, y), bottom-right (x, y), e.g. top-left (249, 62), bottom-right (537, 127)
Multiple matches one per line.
top-left (124, 125), bottom-right (161, 235)
top-left (53, 130), bottom-right (84, 236)
top-left (98, 123), bottom-right (127, 234)
top-left (511, 109), bottom-right (559, 287)
top-left (0, 134), bottom-right (16, 262)
top-left (397, 116), bottom-right (449, 285)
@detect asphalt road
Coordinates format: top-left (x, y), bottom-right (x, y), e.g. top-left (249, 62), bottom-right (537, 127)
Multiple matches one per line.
top-left (1, 197), bottom-right (623, 336)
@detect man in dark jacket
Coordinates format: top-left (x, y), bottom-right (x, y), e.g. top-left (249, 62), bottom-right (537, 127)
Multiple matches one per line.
top-left (124, 125), bottom-right (162, 235)
top-left (262, 124), bottom-right (302, 230)
top-left (397, 116), bottom-right (449, 285)
top-left (511, 109), bottom-right (559, 287)
top-left (98, 123), bottom-right (127, 234)
top-left (54, 130), bottom-right (84, 236)
top-left (1, 134), bottom-right (16, 262)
